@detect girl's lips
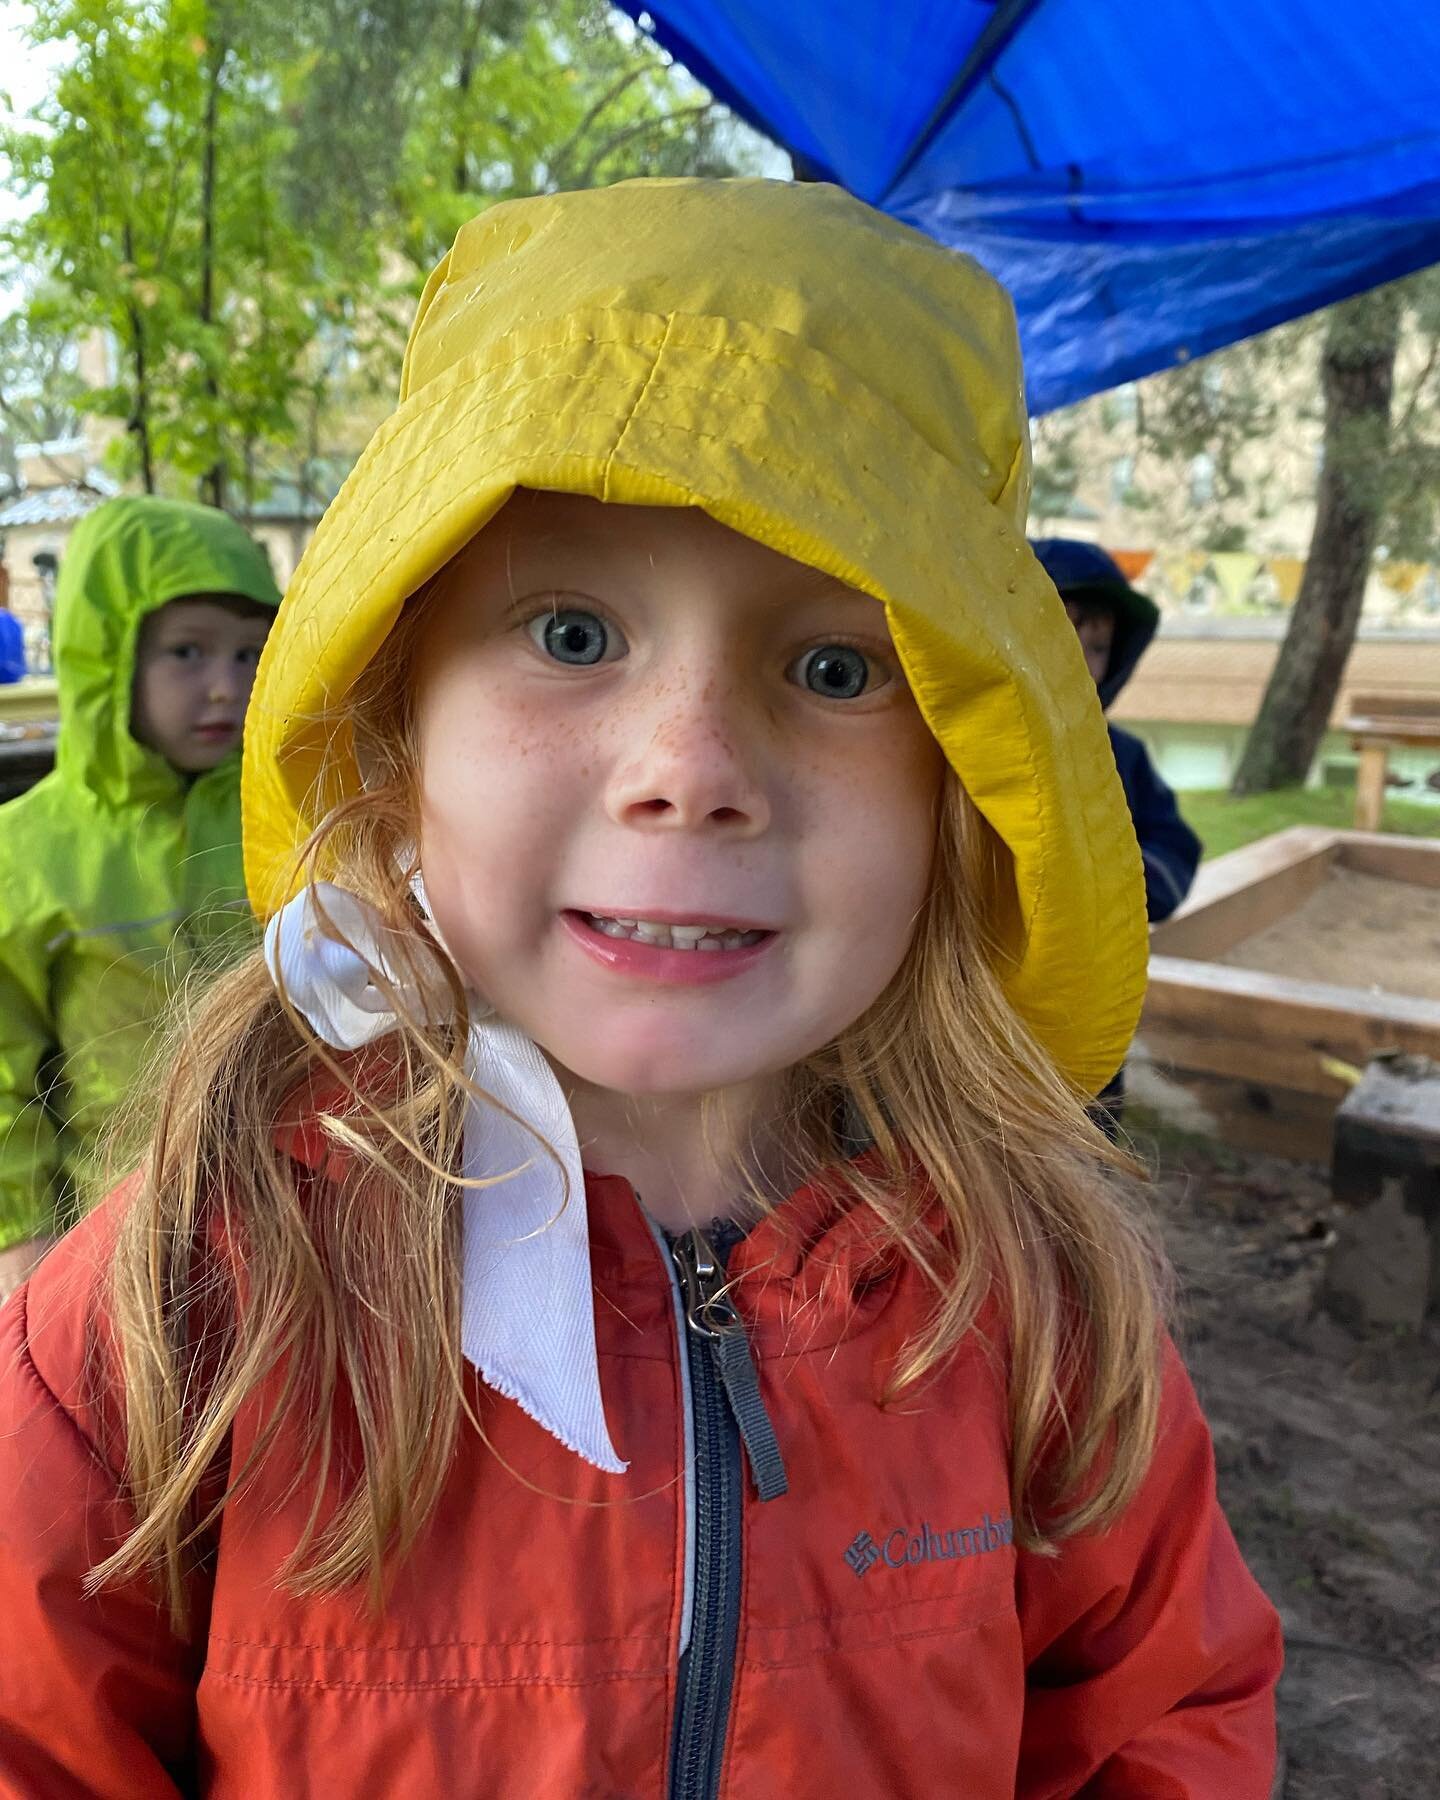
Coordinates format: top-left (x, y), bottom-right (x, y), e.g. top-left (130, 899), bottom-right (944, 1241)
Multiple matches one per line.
top-left (560, 910), bottom-right (777, 986)
top-left (193, 722), bottom-right (239, 740)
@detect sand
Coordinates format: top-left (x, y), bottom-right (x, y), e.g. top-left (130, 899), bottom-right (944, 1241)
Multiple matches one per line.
top-left (1218, 868), bottom-right (1440, 1002)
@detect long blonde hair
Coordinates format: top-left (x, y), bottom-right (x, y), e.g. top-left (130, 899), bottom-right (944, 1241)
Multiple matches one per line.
top-left (94, 587), bottom-right (1167, 1627)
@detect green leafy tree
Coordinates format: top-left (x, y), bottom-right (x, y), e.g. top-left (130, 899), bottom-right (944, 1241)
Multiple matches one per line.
top-left (389, 0), bottom-right (734, 273)
top-left (4, 0), bottom-right (741, 510)
top-left (3, 0), bottom-right (366, 505)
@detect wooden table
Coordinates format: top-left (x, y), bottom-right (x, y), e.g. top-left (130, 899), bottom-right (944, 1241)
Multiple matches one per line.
top-left (1344, 710), bottom-right (1440, 832)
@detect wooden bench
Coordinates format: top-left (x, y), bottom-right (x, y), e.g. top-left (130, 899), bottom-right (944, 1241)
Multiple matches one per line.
top-left (1342, 692), bottom-right (1440, 832)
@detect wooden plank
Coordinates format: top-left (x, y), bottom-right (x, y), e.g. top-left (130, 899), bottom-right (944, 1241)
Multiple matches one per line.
top-left (1183, 827), bottom-right (1339, 909)
top-left (1148, 954), bottom-right (1440, 1034)
top-left (1151, 828), bottom-right (1336, 960)
top-left (1138, 1021), bottom-right (1354, 1099)
top-left (1353, 741), bottom-right (1388, 831)
top-left (1143, 955), bottom-right (1440, 1097)
top-left (1129, 1049), bottom-right (1338, 1161)
top-left (1346, 691), bottom-right (1440, 723)
top-left (1347, 724), bottom-right (1440, 748)
top-left (1336, 833), bottom-right (1440, 888)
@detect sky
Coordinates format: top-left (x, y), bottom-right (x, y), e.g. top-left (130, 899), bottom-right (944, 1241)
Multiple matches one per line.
top-left (0, 1), bottom-right (61, 172)
top-left (1, 2), bottom-right (68, 307)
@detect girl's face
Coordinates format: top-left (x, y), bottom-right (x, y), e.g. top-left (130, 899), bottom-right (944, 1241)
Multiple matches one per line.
top-left (412, 492), bottom-right (944, 1099)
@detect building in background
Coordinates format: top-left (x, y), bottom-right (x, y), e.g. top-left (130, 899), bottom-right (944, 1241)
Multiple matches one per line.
top-left (1029, 351), bottom-right (1440, 796)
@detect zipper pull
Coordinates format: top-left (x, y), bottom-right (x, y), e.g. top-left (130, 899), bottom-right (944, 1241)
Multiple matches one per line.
top-left (673, 1228), bottom-right (789, 1502)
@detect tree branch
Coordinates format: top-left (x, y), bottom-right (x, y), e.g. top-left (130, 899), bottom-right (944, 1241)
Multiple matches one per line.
top-left (549, 65), bottom-right (649, 186)
top-left (1394, 331), bottom-right (1440, 443)
top-left (575, 102), bottom-right (715, 188)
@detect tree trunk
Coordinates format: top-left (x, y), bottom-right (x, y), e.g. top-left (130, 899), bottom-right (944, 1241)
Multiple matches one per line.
top-left (454, 41), bottom-right (474, 193)
top-left (121, 222), bottom-right (156, 494)
top-left (1231, 288), bottom-right (1402, 794)
top-left (198, 35), bottom-right (228, 510)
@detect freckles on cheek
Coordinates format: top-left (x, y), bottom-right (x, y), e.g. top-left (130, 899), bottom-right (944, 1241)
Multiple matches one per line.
top-left (418, 686), bottom-right (601, 860)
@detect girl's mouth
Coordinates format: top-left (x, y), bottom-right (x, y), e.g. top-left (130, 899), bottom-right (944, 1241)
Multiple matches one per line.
top-left (561, 910), bottom-right (776, 984)
top-left (578, 912), bottom-right (767, 952)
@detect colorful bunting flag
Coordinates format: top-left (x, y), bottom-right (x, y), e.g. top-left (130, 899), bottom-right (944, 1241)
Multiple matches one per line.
top-left (1267, 557), bottom-right (1305, 605)
top-left (1209, 551), bottom-right (1262, 608)
top-left (1108, 548), bottom-right (1156, 582)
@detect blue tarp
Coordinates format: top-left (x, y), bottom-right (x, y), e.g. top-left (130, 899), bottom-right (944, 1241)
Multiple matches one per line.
top-left (619, 1), bottom-right (1440, 411)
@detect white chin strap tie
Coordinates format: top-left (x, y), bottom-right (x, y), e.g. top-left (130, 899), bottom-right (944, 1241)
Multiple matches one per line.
top-left (263, 882), bottom-right (626, 1475)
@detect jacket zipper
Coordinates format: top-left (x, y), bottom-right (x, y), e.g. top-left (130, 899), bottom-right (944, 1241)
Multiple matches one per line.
top-left (667, 1224), bottom-right (788, 1800)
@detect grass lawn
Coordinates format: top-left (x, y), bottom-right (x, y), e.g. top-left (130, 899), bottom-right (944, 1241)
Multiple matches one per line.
top-left (1179, 784), bottom-right (1440, 860)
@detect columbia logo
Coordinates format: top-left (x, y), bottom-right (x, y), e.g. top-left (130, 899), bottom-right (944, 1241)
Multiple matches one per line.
top-left (843, 1514), bottom-right (1014, 1579)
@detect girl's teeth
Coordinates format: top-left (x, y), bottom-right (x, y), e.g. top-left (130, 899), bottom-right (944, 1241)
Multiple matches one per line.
top-left (585, 913), bottom-right (763, 951)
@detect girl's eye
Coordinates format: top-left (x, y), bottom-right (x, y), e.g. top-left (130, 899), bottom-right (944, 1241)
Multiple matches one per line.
top-left (525, 608), bottom-right (622, 667)
top-left (169, 643), bottom-right (202, 662)
top-left (791, 643), bottom-right (882, 699)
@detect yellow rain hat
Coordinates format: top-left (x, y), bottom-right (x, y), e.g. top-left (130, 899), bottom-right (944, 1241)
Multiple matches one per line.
top-left (243, 177), bottom-right (1145, 1094)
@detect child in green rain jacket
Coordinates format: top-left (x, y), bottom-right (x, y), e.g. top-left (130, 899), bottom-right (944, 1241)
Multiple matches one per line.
top-left (0, 496), bottom-right (279, 1293)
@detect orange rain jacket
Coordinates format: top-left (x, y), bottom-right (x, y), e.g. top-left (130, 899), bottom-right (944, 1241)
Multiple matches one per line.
top-left (0, 1138), bottom-right (1281, 1799)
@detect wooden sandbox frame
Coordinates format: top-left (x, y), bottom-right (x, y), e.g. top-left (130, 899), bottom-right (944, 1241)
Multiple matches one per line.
top-left (1136, 827), bottom-right (1440, 1160)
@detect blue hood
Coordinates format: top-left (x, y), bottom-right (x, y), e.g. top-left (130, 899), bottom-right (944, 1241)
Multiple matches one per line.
top-left (1031, 539), bottom-right (1159, 710)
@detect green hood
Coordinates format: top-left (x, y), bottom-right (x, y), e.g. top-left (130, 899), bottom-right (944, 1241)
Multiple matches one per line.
top-left (53, 495), bottom-right (281, 804)
top-left (0, 496), bottom-right (280, 1249)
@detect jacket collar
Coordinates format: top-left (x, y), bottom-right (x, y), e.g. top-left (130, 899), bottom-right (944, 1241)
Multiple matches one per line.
top-left (278, 1069), bottom-right (908, 1473)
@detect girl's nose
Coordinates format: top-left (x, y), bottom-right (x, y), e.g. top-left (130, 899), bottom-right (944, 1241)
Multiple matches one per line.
top-left (604, 687), bottom-right (772, 836)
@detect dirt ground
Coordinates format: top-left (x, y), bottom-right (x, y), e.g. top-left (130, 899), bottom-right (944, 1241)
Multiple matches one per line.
top-left (1217, 868), bottom-right (1440, 1001)
top-left (1135, 1111), bottom-right (1440, 1798)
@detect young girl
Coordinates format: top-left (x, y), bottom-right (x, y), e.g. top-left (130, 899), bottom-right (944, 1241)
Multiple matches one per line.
top-left (0, 179), bottom-right (1281, 1798)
